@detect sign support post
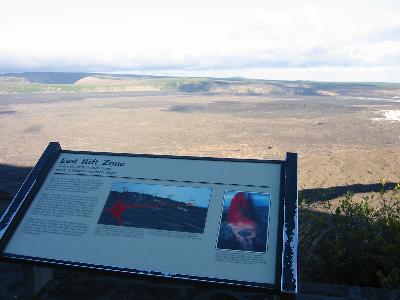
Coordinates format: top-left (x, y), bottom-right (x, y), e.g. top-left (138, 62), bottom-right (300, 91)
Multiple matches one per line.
top-left (23, 266), bottom-right (53, 296)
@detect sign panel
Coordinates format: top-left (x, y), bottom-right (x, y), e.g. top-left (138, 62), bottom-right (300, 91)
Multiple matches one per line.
top-left (0, 143), bottom-right (297, 293)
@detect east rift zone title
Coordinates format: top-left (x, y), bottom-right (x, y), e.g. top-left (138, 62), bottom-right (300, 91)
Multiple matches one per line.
top-left (59, 157), bottom-right (126, 167)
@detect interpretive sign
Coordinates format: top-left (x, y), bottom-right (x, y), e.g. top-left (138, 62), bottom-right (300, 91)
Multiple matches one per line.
top-left (0, 142), bottom-right (297, 296)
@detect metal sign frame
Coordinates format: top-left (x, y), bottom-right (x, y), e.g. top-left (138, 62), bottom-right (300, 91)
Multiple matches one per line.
top-left (0, 142), bottom-right (297, 296)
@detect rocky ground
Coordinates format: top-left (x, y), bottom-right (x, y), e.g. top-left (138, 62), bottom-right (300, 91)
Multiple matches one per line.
top-left (1, 90), bottom-right (399, 299)
top-left (0, 92), bottom-right (399, 189)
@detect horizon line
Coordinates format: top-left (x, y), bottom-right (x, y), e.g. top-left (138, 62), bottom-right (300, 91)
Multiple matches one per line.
top-left (1, 70), bottom-right (400, 85)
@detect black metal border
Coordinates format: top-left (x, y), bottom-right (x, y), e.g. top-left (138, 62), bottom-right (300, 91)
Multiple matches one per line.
top-left (0, 142), bottom-right (61, 250)
top-left (62, 149), bottom-right (285, 165)
top-left (0, 142), bottom-right (297, 295)
top-left (281, 153), bottom-right (298, 294)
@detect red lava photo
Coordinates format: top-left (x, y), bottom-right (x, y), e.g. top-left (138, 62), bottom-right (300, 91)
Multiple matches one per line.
top-left (216, 191), bottom-right (270, 253)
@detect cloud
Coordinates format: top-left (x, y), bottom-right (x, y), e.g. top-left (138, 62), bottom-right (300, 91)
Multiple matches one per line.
top-left (367, 26), bottom-right (400, 43)
top-left (0, 0), bottom-right (399, 81)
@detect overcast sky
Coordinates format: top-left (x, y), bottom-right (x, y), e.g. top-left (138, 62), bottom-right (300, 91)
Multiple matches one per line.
top-left (1, 0), bottom-right (399, 82)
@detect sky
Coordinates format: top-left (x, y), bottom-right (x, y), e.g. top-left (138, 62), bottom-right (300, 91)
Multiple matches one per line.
top-left (111, 182), bottom-right (211, 208)
top-left (0, 0), bottom-right (399, 82)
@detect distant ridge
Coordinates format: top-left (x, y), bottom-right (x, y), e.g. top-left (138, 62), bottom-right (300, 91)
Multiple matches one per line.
top-left (0, 72), bottom-right (399, 97)
top-left (3, 72), bottom-right (90, 84)
top-left (0, 72), bottom-right (174, 84)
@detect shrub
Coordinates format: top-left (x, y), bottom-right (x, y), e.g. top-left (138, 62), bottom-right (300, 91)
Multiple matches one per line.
top-left (299, 182), bottom-right (400, 288)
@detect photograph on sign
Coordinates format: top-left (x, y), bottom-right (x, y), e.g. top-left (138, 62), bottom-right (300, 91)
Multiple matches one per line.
top-left (216, 191), bottom-right (270, 252)
top-left (97, 182), bottom-right (212, 233)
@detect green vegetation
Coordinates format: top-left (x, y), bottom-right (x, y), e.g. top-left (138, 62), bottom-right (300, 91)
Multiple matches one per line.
top-left (0, 83), bottom-right (88, 93)
top-left (299, 182), bottom-right (400, 288)
top-left (178, 80), bottom-right (211, 92)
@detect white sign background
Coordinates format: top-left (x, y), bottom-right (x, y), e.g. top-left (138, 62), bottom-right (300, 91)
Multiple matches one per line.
top-left (5, 153), bottom-right (282, 285)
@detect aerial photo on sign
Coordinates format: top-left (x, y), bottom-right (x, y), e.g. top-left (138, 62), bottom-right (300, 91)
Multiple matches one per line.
top-left (217, 191), bottom-right (270, 253)
top-left (97, 182), bottom-right (211, 233)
